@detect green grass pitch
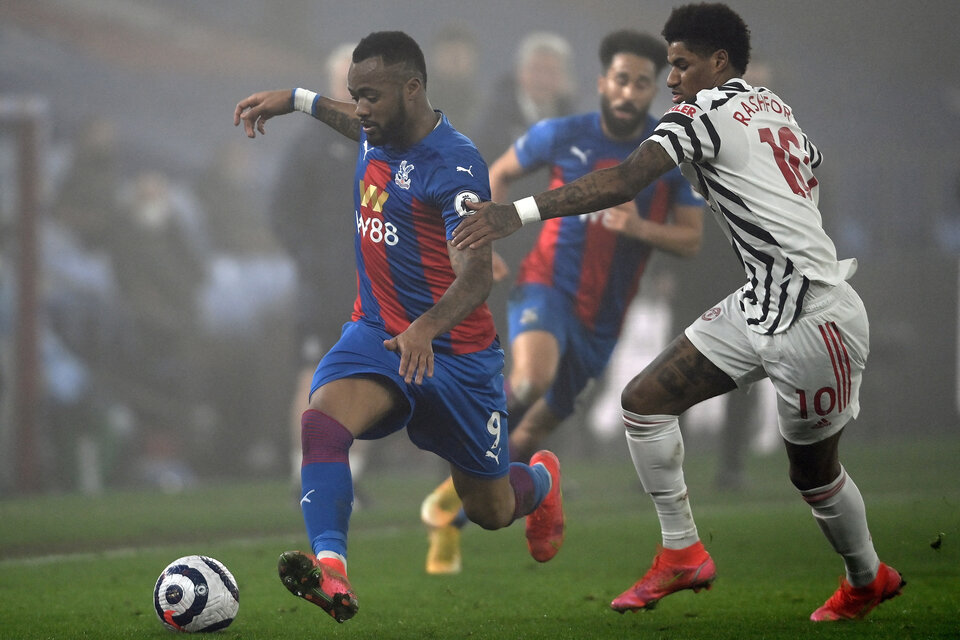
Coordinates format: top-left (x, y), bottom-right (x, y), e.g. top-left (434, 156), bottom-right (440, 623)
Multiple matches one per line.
top-left (1, 435), bottom-right (958, 639)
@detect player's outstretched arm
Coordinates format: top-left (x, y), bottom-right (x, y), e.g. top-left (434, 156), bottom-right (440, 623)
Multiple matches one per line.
top-left (234, 90), bottom-right (295, 138)
top-left (234, 89), bottom-right (361, 141)
top-left (602, 200), bottom-right (704, 258)
top-left (452, 140), bottom-right (675, 249)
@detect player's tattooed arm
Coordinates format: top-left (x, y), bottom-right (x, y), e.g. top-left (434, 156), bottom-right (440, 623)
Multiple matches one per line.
top-left (537, 140), bottom-right (676, 218)
top-left (454, 140), bottom-right (676, 248)
top-left (312, 98), bottom-right (362, 141)
top-left (233, 90), bottom-right (360, 140)
top-left (383, 244), bottom-right (493, 384)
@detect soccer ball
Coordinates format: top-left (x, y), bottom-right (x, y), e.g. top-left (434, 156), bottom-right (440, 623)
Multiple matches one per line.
top-left (153, 555), bottom-right (239, 633)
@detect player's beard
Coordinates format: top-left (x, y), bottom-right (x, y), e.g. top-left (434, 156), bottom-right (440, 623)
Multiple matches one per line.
top-left (600, 95), bottom-right (646, 139)
top-left (367, 102), bottom-right (410, 147)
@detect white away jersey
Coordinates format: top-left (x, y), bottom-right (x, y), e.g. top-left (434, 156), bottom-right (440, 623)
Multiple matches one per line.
top-left (651, 79), bottom-right (854, 335)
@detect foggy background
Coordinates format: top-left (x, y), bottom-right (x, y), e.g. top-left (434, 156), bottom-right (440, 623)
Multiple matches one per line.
top-left (1, 0), bottom-right (958, 495)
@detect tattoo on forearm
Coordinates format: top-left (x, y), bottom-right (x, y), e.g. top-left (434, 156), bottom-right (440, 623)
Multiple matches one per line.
top-left (536, 163), bottom-right (643, 219)
top-left (535, 140), bottom-right (676, 220)
top-left (318, 107), bottom-right (361, 141)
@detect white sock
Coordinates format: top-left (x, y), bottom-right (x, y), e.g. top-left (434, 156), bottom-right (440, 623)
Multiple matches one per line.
top-left (801, 466), bottom-right (879, 587)
top-left (623, 411), bottom-right (699, 549)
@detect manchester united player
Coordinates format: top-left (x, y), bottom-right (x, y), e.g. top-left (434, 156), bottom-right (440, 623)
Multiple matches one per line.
top-left (450, 3), bottom-right (903, 623)
top-left (234, 30), bottom-right (563, 624)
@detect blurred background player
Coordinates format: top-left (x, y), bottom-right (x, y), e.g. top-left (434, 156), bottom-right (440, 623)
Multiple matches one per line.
top-left (473, 30), bottom-right (577, 163)
top-left (420, 29), bottom-right (704, 575)
top-left (268, 43), bottom-right (374, 503)
top-left (449, 3), bottom-right (904, 623)
top-left (234, 31), bottom-right (564, 624)
top-left (426, 22), bottom-right (482, 138)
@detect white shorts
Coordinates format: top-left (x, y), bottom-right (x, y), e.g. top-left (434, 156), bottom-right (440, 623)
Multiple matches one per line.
top-left (685, 281), bottom-right (869, 445)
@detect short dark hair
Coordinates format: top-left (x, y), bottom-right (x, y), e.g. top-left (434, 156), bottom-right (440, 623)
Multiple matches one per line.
top-left (353, 31), bottom-right (428, 86)
top-left (599, 30), bottom-right (667, 75)
top-left (661, 3), bottom-right (751, 74)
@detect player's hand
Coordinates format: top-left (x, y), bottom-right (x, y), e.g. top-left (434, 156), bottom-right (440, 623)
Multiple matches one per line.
top-left (383, 324), bottom-right (435, 385)
top-left (233, 90), bottom-right (294, 138)
top-left (491, 250), bottom-right (510, 282)
top-left (601, 201), bottom-right (642, 236)
top-left (452, 200), bottom-right (523, 249)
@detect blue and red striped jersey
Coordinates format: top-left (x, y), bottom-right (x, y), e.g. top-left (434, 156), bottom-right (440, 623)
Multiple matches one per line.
top-left (513, 111), bottom-right (701, 338)
top-left (350, 113), bottom-right (496, 354)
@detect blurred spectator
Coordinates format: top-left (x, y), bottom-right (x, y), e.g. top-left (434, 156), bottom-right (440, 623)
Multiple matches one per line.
top-left (195, 139), bottom-right (280, 256)
top-left (267, 43), bottom-right (373, 499)
top-left (112, 171), bottom-right (207, 347)
top-left (473, 31), bottom-right (577, 162)
top-left (427, 22), bottom-right (482, 137)
top-left (107, 170), bottom-right (209, 487)
top-left (47, 118), bottom-right (124, 369)
top-left (24, 117), bottom-right (127, 492)
top-left (51, 118), bottom-right (122, 249)
top-left (37, 215), bottom-right (119, 492)
top-left (194, 138), bottom-right (296, 479)
top-left (932, 170), bottom-right (960, 254)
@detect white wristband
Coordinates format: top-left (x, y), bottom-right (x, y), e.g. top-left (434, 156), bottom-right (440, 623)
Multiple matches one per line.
top-left (513, 196), bottom-right (541, 225)
top-left (292, 88), bottom-right (319, 115)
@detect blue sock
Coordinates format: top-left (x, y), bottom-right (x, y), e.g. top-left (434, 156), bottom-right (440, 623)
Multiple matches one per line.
top-left (509, 461), bottom-right (551, 520)
top-left (300, 410), bottom-right (354, 561)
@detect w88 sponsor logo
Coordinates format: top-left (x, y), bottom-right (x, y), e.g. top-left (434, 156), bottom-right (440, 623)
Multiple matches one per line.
top-left (356, 210), bottom-right (400, 246)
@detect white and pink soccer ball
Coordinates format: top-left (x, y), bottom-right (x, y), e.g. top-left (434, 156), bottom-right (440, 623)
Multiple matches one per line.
top-left (154, 555), bottom-right (239, 632)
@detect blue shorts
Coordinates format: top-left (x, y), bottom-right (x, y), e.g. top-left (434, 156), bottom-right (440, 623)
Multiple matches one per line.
top-left (311, 320), bottom-right (509, 477)
top-left (508, 283), bottom-right (618, 419)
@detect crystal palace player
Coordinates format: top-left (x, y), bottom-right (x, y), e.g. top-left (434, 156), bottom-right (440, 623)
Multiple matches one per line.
top-left (451, 4), bottom-right (904, 623)
top-left (233, 31), bottom-right (563, 624)
top-left (420, 29), bottom-right (704, 576)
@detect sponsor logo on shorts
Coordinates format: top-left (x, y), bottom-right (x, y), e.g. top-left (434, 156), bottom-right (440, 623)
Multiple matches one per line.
top-left (701, 306), bottom-right (722, 321)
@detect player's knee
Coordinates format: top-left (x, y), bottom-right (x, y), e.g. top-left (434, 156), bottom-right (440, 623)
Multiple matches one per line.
top-left (461, 496), bottom-right (512, 530)
top-left (788, 458), bottom-right (842, 491)
top-left (509, 430), bottom-right (537, 464)
top-left (509, 376), bottom-right (550, 407)
top-left (621, 374), bottom-right (659, 415)
top-left (784, 432), bottom-right (843, 491)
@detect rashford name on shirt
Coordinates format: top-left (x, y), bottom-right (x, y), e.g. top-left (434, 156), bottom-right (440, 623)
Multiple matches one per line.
top-left (730, 93), bottom-right (792, 126)
top-left (668, 93), bottom-right (793, 127)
